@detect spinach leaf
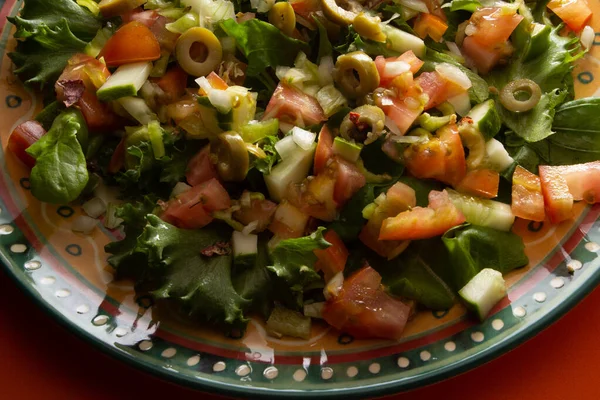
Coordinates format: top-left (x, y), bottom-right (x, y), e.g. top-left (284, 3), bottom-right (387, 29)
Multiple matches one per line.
top-left (552, 98), bottom-right (600, 144)
top-left (396, 176), bottom-right (444, 207)
top-left (329, 184), bottom-right (375, 242)
top-left (314, 17), bottom-right (332, 62)
top-left (251, 136), bottom-right (279, 175)
top-left (361, 138), bottom-right (404, 177)
top-left (442, 224), bottom-right (529, 290)
top-left (220, 19), bottom-right (310, 77)
top-left (26, 109), bottom-right (89, 204)
top-left (335, 27), bottom-right (400, 58)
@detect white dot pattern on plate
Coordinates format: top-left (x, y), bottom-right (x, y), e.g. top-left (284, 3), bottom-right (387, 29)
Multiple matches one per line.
top-left (92, 315), bottom-right (109, 326)
top-left (567, 260), bottom-right (583, 272)
top-left (533, 292), bottom-right (547, 303)
top-left (444, 341), bottom-right (456, 352)
top-left (114, 327), bottom-right (128, 337)
top-left (293, 369), bottom-right (307, 382)
top-left (346, 366), bottom-right (359, 377)
top-left (513, 306), bottom-right (527, 317)
top-left (492, 319), bottom-right (505, 331)
top-left (0, 224), bottom-right (14, 235)
top-left (139, 341), bottom-right (153, 351)
top-left (76, 304), bottom-right (90, 314)
top-left (40, 276), bottom-right (55, 285)
top-left (420, 351), bottom-right (431, 362)
top-left (368, 363), bottom-right (381, 374)
top-left (397, 357), bottom-right (410, 368)
top-left (10, 244), bottom-right (27, 253)
top-left (213, 361), bottom-right (227, 372)
top-left (55, 289), bottom-right (70, 298)
top-left (550, 277), bottom-right (565, 289)
top-left (236, 365), bottom-right (251, 377)
top-left (187, 355), bottom-right (201, 367)
top-left (24, 260), bottom-right (41, 271)
top-left (161, 348), bottom-right (177, 358)
top-left (471, 332), bottom-right (484, 343)
top-left (585, 242), bottom-right (600, 252)
top-left (263, 366), bottom-right (278, 379)
top-left (321, 367), bottom-right (333, 380)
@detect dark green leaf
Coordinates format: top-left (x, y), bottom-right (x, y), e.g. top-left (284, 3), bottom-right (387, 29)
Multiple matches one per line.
top-left (329, 184), bottom-right (375, 242)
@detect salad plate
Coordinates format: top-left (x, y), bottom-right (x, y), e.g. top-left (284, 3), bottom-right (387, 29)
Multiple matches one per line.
top-left (1, 0), bottom-right (600, 398)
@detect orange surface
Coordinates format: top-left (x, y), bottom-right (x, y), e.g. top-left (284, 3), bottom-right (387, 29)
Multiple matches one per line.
top-left (1, 267), bottom-right (599, 400)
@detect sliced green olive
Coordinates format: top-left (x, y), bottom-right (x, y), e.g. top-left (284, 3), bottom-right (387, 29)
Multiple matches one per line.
top-left (321, 0), bottom-right (363, 26)
top-left (268, 2), bottom-right (296, 36)
top-left (340, 105), bottom-right (385, 144)
top-left (353, 13), bottom-right (386, 42)
top-left (499, 78), bottom-right (542, 112)
top-left (458, 123), bottom-right (486, 170)
top-left (334, 51), bottom-right (380, 99)
top-left (210, 131), bottom-right (250, 182)
top-left (175, 27), bottom-right (223, 77)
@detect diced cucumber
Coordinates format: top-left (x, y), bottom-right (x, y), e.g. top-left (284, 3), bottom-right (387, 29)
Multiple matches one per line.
top-left (332, 137), bottom-right (363, 163)
top-left (118, 97), bottom-right (157, 125)
top-left (97, 62), bottom-right (152, 102)
top-left (459, 268), bottom-right (506, 321)
top-left (274, 135), bottom-right (297, 161)
top-left (266, 306), bottom-right (311, 339)
top-left (464, 99), bottom-right (502, 140)
top-left (485, 138), bottom-right (514, 172)
top-left (447, 92), bottom-right (471, 116)
top-left (447, 189), bottom-right (515, 231)
top-left (232, 231), bottom-right (258, 269)
top-left (381, 24), bottom-right (426, 58)
top-left (240, 119), bottom-right (279, 143)
top-left (264, 143), bottom-right (316, 201)
top-left (85, 26), bottom-right (113, 58)
top-left (150, 52), bottom-right (171, 78)
top-left (525, 23), bottom-right (551, 61)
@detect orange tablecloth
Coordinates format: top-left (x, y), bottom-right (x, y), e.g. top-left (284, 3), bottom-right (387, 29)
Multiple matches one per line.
top-left (1, 267), bottom-right (599, 400)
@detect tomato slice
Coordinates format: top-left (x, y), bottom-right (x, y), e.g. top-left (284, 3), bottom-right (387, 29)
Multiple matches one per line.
top-left (122, 8), bottom-right (159, 26)
top-left (332, 158), bottom-right (366, 207)
top-left (233, 194), bottom-right (277, 232)
top-left (99, 21), bottom-right (161, 67)
top-left (8, 121), bottom-right (46, 168)
top-left (380, 96), bottom-right (423, 134)
top-left (268, 201), bottom-right (310, 239)
top-left (413, 13), bottom-right (449, 42)
top-left (152, 65), bottom-right (188, 104)
top-left (288, 172), bottom-right (338, 221)
top-left (547, 0), bottom-right (592, 31)
top-left (461, 36), bottom-right (510, 75)
top-left (108, 136), bottom-right (126, 174)
top-left (415, 71), bottom-right (449, 110)
top-left (161, 179), bottom-right (231, 229)
top-left (186, 145), bottom-right (219, 186)
top-left (314, 230), bottom-right (348, 281)
top-left (539, 165), bottom-right (573, 223)
top-left (375, 51), bottom-right (424, 88)
top-left (551, 161), bottom-right (600, 203)
top-left (468, 7), bottom-right (524, 46)
top-left (379, 190), bottom-right (466, 241)
top-left (511, 166), bottom-right (545, 222)
top-left (314, 125), bottom-right (334, 175)
top-left (322, 266), bottom-right (411, 340)
top-left (455, 169), bottom-right (500, 199)
top-left (263, 83), bottom-right (326, 127)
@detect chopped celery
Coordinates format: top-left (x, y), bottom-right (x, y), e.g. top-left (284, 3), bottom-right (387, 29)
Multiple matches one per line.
top-left (165, 12), bottom-right (199, 34)
top-left (85, 26), bottom-right (114, 58)
top-left (150, 52), bottom-right (171, 78)
top-left (240, 119), bottom-right (279, 143)
top-left (148, 120), bottom-right (165, 159)
top-left (417, 112), bottom-right (454, 132)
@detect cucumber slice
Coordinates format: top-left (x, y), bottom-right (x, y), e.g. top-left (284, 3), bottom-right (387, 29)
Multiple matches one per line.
top-left (265, 143), bottom-right (316, 202)
top-left (464, 99), bottom-right (502, 140)
top-left (232, 231), bottom-right (258, 269)
top-left (381, 24), bottom-right (426, 58)
top-left (485, 138), bottom-right (514, 172)
top-left (118, 97), bottom-right (157, 125)
top-left (459, 268), bottom-right (506, 321)
top-left (266, 306), bottom-right (311, 339)
top-left (97, 62), bottom-right (152, 102)
top-left (525, 23), bottom-right (551, 61)
top-left (447, 189), bottom-right (515, 231)
top-left (332, 137), bottom-right (363, 163)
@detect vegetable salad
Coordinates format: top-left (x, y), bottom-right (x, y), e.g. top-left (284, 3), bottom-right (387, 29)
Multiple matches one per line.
top-left (6, 0), bottom-right (600, 340)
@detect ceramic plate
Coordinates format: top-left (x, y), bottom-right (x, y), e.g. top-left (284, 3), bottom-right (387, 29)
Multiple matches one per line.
top-left (2, 1), bottom-right (600, 398)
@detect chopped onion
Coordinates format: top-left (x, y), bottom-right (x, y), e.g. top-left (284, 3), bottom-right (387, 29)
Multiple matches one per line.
top-left (303, 302), bottom-right (325, 319)
top-left (242, 220), bottom-right (259, 235)
top-left (404, 96), bottom-right (422, 110)
top-left (292, 126), bottom-right (317, 150)
top-left (383, 61), bottom-right (411, 78)
top-left (208, 89), bottom-right (233, 113)
top-left (318, 56), bottom-right (334, 86)
top-left (104, 202), bottom-right (123, 230)
top-left (436, 63), bottom-right (472, 90)
top-left (240, 190), bottom-right (252, 208)
top-left (447, 92), bottom-right (472, 116)
top-left (195, 76), bottom-right (212, 94)
top-left (72, 215), bottom-right (97, 234)
top-left (275, 66), bottom-right (291, 81)
top-left (398, 0), bottom-right (429, 13)
top-left (274, 135), bottom-right (298, 160)
top-left (581, 25), bottom-right (594, 50)
top-left (94, 181), bottom-right (122, 206)
top-left (82, 197), bottom-right (107, 219)
top-left (324, 272), bottom-right (344, 300)
top-left (446, 42), bottom-right (464, 60)
top-left (220, 36), bottom-right (236, 54)
top-left (279, 121), bottom-right (295, 135)
top-left (393, 135), bottom-right (425, 143)
top-left (171, 182), bottom-right (192, 198)
top-left (464, 23), bottom-right (477, 36)
top-left (385, 116), bottom-right (402, 135)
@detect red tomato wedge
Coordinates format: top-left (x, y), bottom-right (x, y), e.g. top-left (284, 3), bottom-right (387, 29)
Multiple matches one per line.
top-left (8, 121), bottom-right (46, 168)
top-left (233, 194), bottom-right (277, 233)
top-left (379, 190), bottom-right (466, 241)
top-left (263, 83), bottom-right (326, 127)
top-left (186, 145), bottom-right (219, 186)
top-left (547, 0), bottom-right (592, 31)
top-left (314, 230), bottom-right (348, 281)
top-left (461, 36), bottom-right (511, 75)
top-left (99, 21), bottom-right (161, 67)
top-left (455, 169), bottom-right (500, 199)
top-left (413, 13), bottom-right (448, 42)
top-left (122, 8), bottom-right (159, 26)
top-left (161, 179), bottom-right (231, 229)
top-left (268, 201), bottom-right (310, 239)
top-left (314, 125), bottom-right (334, 175)
top-left (553, 161), bottom-right (600, 203)
top-left (288, 172), bottom-right (338, 221)
top-left (152, 65), bottom-right (188, 104)
top-left (539, 165), bottom-right (573, 223)
top-left (511, 166), bottom-right (545, 222)
top-left (108, 136), bottom-right (126, 174)
top-left (415, 71), bottom-right (449, 110)
top-left (404, 124), bottom-right (466, 186)
top-left (380, 96), bottom-right (423, 134)
top-left (467, 7), bottom-right (524, 46)
top-left (375, 51), bottom-right (424, 87)
top-left (332, 158), bottom-right (366, 206)
top-left (322, 266), bottom-right (411, 340)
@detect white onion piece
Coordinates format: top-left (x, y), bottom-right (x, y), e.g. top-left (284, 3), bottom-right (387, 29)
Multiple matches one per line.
top-left (195, 76), bottom-right (212, 93)
top-left (72, 215), bottom-right (97, 234)
top-left (385, 116), bottom-right (402, 135)
top-left (242, 220), bottom-right (259, 235)
top-left (274, 135), bottom-right (298, 160)
top-left (82, 197), bottom-right (106, 219)
top-left (171, 182), bottom-right (192, 198)
top-left (581, 25), bottom-right (594, 50)
top-left (383, 61), bottom-right (411, 78)
top-left (279, 121), bottom-right (295, 134)
top-left (292, 126), bottom-right (317, 150)
top-left (208, 89), bottom-right (233, 113)
top-left (447, 92), bottom-right (472, 116)
top-left (324, 272), bottom-right (344, 300)
top-left (436, 63), bottom-right (472, 90)
top-left (398, 0), bottom-right (429, 13)
top-left (393, 135), bottom-right (424, 144)
top-left (446, 42), bottom-right (463, 60)
top-left (318, 56), bottom-right (334, 86)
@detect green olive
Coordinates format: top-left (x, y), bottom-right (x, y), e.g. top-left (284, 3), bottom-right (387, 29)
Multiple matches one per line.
top-left (458, 123), bottom-right (486, 170)
top-left (353, 13), bottom-right (385, 42)
top-left (210, 132), bottom-right (250, 182)
top-left (321, 0), bottom-right (363, 26)
top-left (499, 79), bottom-right (542, 112)
top-left (334, 51), bottom-right (380, 99)
top-left (268, 2), bottom-right (296, 36)
top-left (340, 105), bottom-right (385, 144)
top-left (175, 27), bottom-right (223, 77)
